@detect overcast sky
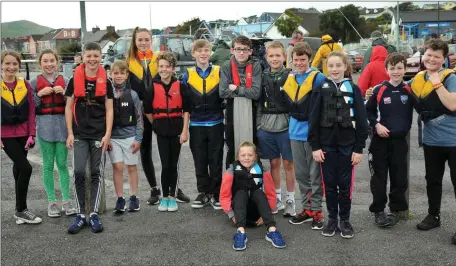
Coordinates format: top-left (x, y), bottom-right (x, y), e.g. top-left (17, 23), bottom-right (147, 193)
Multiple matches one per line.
top-left (1, 1), bottom-right (429, 30)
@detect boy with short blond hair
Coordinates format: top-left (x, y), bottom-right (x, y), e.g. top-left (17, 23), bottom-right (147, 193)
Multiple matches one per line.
top-left (182, 39), bottom-right (225, 209)
top-left (282, 42), bottom-right (327, 227)
top-left (108, 60), bottom-right (143, 214)
top-left (219, 36), bottom-right (262, 170)
top-left (256, 41), bottom-right (296, 215)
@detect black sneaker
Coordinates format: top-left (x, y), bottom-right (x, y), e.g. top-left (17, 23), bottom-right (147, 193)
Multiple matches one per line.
top-left (114, 197), bottom-right (126, 214)
top-left (147, 188), bottom-right (161, 205)
top-left (289, 209), bottom-right (313, 225)
top-left (452, 232), bottom-right (456, 245)
top-left (386, 212), bottom-right (399, 228)
top-left (322, 219), bottom-right (338, 237)
top-left (128, 195), bottom-right (140, 212)
top-left (176, 188), bottom-right (190, 203)
top-left (210, 194), bottom-right (222, 210)
top-left (311, 211), bottom-right (325, 230)
top-left (339, 220), bottom-right (355, 239)
top-left (417, 214), bottom-right (441, 231)
top-left (375, 211), bottom-right (390, 227)
top-left (191, 193), bottom-right (210, 209)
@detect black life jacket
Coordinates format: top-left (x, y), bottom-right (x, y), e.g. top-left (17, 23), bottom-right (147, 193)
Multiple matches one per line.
top-left (1, 77), bottom-right (29, 125)
top-left (231, 161), bottom-right (264, 196)
top-left (260, 68), bottom-right (291, 114)
top-left (319, 78), bottom-right (356, 128)
top-left (113, 85), bottom-right (137, 128)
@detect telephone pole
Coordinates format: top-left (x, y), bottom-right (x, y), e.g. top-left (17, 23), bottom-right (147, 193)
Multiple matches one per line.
top-left (80, 1), bottom-right (87, 47)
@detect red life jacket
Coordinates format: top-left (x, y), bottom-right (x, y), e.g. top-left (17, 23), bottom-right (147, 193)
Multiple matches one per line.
top-left (152, 81), bottom-right (183, 119)
top-left (73, 64), bottom-right (107, 98)
top-left (231, 59), bottom-right (253, 88)
top-left (36, 75), bottom-right (66, 115)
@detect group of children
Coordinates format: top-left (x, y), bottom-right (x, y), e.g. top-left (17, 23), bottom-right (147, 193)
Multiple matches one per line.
top-left (1, 27), bottom-right (455, 249)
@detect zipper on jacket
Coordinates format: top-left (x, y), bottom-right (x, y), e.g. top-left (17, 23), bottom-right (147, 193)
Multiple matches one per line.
top-left (203, 79), bottom-right (207, 111)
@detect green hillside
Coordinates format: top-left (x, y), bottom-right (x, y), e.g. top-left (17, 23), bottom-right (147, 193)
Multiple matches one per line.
top-left (1, 20), bottom-right (53, 38)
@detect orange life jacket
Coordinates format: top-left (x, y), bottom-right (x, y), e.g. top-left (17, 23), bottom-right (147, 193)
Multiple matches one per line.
top-left (73, 64), bottom-right (107, 98)
top-left (36, 75), bottom-right (66, 115)
top-left (152, 81), bottom-right (183, 119)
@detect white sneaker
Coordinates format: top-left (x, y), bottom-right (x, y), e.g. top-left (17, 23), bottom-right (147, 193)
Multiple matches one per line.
top-left (283, 200), bottom-right (296, 217)
top-left (62, 201), bottom-right (77, 216)
top-left (273, 199), bottom-right (284, 214)
top-left (48, 203), bottom-right (61, 218)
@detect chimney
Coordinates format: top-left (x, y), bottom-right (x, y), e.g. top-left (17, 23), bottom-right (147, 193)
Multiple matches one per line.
top-left (92, 26), bottom-right (100, 33)
top-left (107, 26), bottom-right (115, 34)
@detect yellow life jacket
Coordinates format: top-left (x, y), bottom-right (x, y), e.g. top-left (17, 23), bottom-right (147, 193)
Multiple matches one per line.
top-left (128, 55), bottom-right (158, 80)
top-left (411, 69), bottom-right (454, 99)
top-left (1, 77), bottom-right (29, 125)
top-left (187, 65), bottom-right (220, 94)
top-left (283, 70), bottom-right (318, 102)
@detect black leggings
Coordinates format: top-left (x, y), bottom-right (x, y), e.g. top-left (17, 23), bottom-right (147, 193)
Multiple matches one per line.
top-left (2, 137), bottom-right (32, 212)
top-left (156, 135), bottom-right (181, 197)
top-left (140, 117), bottom-right (158, 188)
top-left (232, 189), bottom-right (275, 229)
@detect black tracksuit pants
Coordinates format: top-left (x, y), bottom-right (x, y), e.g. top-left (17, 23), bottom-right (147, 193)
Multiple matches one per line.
top-left (321, 145), bottom-right (355, 221)
top-left (140, 117), bottom-right (158, 188)
top-left (423, 145), bottom-right (456, 216)
top-left (369, 135), bottom-right (409, 213)
top-left (2, 137), bottom-right (32, 212)
top-left (232, 189), bottom-right (275, 229)
top-left (72, 139), bottom-right (106, 214)
top-left (189, 123), bottom-right (224, 196)
top-left (156, 135), bottom-right (181, 197)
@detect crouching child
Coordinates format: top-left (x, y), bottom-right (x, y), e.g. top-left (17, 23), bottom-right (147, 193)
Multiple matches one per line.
top-left (220, 141), bottom-right (286, 251)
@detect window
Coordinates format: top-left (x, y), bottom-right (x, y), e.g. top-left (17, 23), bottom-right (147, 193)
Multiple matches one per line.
top-left (113, 38), bottom-right (130, 55)
top-left (152, 36), bottom-right (160, 51)
top-left (166, 37), bottom-right (193, 56)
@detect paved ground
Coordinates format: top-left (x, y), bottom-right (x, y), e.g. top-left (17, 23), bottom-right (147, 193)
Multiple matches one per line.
top-left (1, 73), bottom-right (455, 265)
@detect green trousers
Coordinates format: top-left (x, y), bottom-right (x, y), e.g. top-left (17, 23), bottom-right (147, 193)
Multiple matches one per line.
top-left (38, 136), bottom-right (71, 203)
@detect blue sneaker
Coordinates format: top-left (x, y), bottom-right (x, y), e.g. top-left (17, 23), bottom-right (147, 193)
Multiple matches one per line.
top-left (114, 197), bottom-right (126, 214)
top-left (232, 231), bottom-right (248, 251)
top-left (168, 198), bottom-right (178, 212)
top-left (265, 230), bottom-right (286, 248)
top-left (158, 198), bottom-right (169, 212)
top-left (68, 214), bottom-right (87, 234)
top-left (89, 213), bottom-right (103, 233)
top-left (128, 195), bottom-right (140, 212)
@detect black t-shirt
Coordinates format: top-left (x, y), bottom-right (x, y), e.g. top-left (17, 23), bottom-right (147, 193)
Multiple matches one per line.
top-left (65, 76), bottom-right (114, 140)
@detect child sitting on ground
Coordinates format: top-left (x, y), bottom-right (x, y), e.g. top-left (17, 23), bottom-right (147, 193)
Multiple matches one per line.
top-left (220, 141), bottom-right (286, 251)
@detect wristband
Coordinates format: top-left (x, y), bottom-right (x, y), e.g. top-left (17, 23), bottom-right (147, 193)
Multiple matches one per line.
top-left (432, 83), bottom-right (443, 89)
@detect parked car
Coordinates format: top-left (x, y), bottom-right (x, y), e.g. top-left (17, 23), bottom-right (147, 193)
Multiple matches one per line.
top-left (101, 34), bottom-right (195, 77)
top-left (346, 50), bottom-right (364, 72)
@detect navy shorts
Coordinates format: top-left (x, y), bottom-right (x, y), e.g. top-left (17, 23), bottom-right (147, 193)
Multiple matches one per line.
top-left (256, 129), bottom-right (293, 161)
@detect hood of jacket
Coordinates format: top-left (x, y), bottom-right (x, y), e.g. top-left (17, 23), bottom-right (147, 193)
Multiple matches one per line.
top-left (372, 38), bottom-right (388, 48)
top-left (371, 46), bottom-right (388, 63)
